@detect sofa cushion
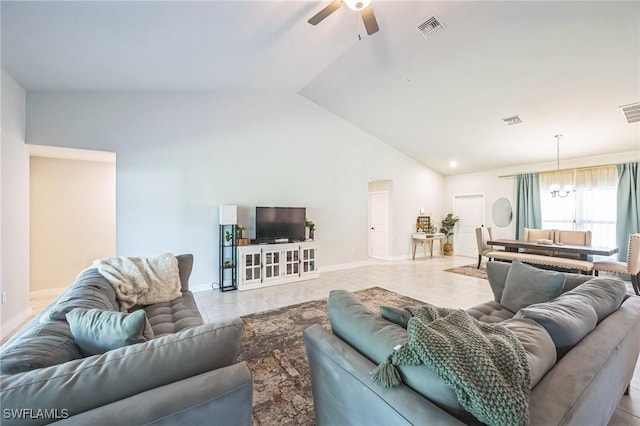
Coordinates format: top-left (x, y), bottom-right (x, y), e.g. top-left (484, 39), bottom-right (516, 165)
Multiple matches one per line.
top-left (515, 299), bottom-right (598, 357)
top-left (486, 261), bottom-right (510, 302)
top-left (500, 260), bottom-right (565, 313)
top-left (0, 321), bottom-right (84, 374)
top-left (0, 320), bottom-right (244, 422)
top-left (66, 308), bottom-right (155, 356)
top-left (380, 305), bottom-right (411, 328)
top-left (328, 290), bottom-right (474, 422)
top-left (559, 278), bottom-right (626, 322)
top-left (44, 268), bottom-right (120, 322)
top-left (137, 291), bottom-right (204, 337)
top-left (501, 318), bottom-right (556, 388)
top-left (466, 300), bottom-right (515, 323)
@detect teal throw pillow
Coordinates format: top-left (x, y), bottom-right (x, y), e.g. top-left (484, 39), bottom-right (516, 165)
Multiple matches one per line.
top-left (380, 305), bottom-right (411, 328)
top-left (66, 308), bottom-right (154, 356)
top-left (500, 260), bottom-right (565, 313)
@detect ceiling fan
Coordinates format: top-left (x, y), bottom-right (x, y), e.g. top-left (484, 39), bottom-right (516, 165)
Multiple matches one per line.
top-left (308, 0), bottom-right (379, 36)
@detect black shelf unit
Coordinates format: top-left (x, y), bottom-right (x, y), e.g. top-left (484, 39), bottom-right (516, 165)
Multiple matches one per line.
top-left (219, 224), bottom-right (237, 291)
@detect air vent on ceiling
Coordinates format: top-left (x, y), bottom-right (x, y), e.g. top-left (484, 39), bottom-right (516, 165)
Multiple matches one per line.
top-left (620, 102), bottom-right (640, 124)
top-left (502, 115), bottom-right (523, 126)
top-left (416, 16), bottom-right (445, 40)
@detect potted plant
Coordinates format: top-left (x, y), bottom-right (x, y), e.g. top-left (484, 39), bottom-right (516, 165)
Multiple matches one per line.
top-left (305, 219), bottom-right (316, 240)
top-left (224, 230), bottom-right (233, 246)
top-left (440, 213), bottom-right (460, 255)
top-left (236, 226), bottom-right (246, 240)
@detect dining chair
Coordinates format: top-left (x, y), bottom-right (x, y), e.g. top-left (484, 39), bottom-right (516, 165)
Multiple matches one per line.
top-left (554, 230), bottom-right (592, 259)
top-left (523, 228), bottom-right (555, 255)
top-left (593, 233), bottom-right (640, 295)
top-left (475, 226), bottom-right (495, 269)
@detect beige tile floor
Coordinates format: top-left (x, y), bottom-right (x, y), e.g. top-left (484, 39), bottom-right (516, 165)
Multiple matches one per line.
top-left (193, 255), bottom-right (640, 426)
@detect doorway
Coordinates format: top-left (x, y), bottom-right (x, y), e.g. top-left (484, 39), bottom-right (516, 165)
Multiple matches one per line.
top-left (453, 193), bottom-right (485, 258)
top-left (29, 145), bottom-right (116, 299)
top-left (368, 180), bottom-right (392, 259)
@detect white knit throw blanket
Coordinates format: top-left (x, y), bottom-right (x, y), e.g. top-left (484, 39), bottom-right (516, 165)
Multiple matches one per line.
top-left (92, 253), bottom-right (181, 311)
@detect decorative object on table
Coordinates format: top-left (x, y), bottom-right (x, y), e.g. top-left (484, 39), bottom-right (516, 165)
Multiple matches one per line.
top-left (305, 219), bottom-right (316, 240)
top-left (440, 213), bottom-right (460, 255)
top-left (416, 215), bottom-right (431, 232)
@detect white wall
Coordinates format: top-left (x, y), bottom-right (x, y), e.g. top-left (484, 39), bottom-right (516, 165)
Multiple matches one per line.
top-left (1, 70), bottom-right (31, 337)
top-left (26, 92), bottom-right (445, 289)
top-left (30, 156), bottom-right (116, 295)
top-left (444, 151), bottom-right (640, 240)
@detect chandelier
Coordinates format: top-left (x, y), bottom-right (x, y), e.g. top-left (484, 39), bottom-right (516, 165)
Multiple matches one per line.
top-left (549, 134), bottom-right (574, 198)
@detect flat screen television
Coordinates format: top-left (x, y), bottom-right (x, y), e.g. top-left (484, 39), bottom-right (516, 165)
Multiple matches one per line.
top-left (256, 207), bottom-right (306, 243)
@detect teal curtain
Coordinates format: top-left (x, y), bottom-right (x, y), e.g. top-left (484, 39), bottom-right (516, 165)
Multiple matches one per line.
top-left (515, 173), bottom-right (542, 239)
top-left (616, 162), bottom-right (640, 261)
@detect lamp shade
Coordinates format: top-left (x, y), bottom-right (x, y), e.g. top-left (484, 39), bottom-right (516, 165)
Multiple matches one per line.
top-left (219, 205), bottom-right (237, 225)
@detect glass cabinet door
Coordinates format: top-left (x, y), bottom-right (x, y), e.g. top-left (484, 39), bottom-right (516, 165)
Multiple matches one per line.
top-left (301, 246), bottom-right (316, 274)
top-left (263, 249), bottom-right (281, 280)
top-left (243, 251), bottom-right (262, 284)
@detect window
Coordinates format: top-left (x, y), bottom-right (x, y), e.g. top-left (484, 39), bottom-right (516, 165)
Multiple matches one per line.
top-left (540, 166), bottom-right (617, 249)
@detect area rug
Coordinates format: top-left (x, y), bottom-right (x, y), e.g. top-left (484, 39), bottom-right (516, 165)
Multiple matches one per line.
top-left (444, 263), bottom-right (488, 280)
top-left (238, 287), bottom-right (421, 426)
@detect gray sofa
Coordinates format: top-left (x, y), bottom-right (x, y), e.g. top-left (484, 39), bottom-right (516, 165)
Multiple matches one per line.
top-left (304, 261), bottom-right (640, 426)
top-left (1, 254), bottom-right (253, 425)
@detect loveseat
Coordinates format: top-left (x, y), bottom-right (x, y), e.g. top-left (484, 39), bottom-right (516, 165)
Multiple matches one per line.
top-left (304, 260), bottom-right (640, 425)
top-left (1, 254), bottom-right (253, 425)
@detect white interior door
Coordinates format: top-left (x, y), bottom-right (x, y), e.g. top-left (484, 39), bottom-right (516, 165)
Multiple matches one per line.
top-left (369, 191), bottom-right (389, 259)
top-left (453, 194), bottom-right (485, 258)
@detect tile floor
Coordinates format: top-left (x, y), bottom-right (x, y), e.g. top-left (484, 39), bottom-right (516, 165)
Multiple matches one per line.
top-left (193, 255), bottom-right (640, 426)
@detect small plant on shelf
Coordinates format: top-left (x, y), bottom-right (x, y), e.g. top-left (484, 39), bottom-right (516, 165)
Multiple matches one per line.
top-left (223, 258), bottom-right (233, 268)
top-left (305, 219), bottom-right (316, 240)
top-left (236, 226), bottom-right (246, 239)
top-left (224, 230), bottom-right (233, 245)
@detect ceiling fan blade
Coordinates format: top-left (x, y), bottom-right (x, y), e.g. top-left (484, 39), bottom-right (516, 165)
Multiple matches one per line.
top-left (308, 0), bottom-right (344, 26)
top-left (361, 5), bottom-right (379, 35)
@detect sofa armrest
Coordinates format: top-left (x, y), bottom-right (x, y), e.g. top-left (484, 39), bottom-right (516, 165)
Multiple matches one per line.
top-left (50, 362), bottom-right (253, 426)
top-left (303, 324), bottom-right (467, 426)
top-left (176, 254), bottom-right (194, 292)
top-left (1, 320), bottom-right (243, 425)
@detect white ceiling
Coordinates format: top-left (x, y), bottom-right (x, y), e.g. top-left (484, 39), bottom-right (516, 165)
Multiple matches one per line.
top-left (2, 0), bottom-right (639, 175)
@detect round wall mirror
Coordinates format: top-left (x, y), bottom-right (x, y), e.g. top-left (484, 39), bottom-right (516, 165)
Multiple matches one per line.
top-left (492, 197), bottom-right (513, 227)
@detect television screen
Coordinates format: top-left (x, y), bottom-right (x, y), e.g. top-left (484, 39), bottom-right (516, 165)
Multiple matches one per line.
top-left (256, 207), bottom-right (306, 242)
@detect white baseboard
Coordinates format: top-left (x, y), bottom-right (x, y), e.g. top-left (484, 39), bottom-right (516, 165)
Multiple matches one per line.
top-left (1, 307), bottom-right (32, 340)
top-left (30, 287), bottom-right (67, 300)
top-left (191, 282), bottom-right (216, 292)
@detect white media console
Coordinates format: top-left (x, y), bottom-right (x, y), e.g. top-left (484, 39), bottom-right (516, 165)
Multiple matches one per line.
top-left (236, 241), bottom-right (319, 291)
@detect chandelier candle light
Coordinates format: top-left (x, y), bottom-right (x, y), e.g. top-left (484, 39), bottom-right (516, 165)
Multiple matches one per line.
top-left (549, 134), bottom-right (574, 198)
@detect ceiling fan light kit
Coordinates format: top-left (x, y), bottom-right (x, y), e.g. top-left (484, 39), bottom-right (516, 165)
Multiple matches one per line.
top-left (308, 0), bottom-right (379, 36)
top-left (344, 0), bottom-right (371, 11)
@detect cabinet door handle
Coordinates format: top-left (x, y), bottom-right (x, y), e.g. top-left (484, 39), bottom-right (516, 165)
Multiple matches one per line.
top-left (371, 227), bottom-right (375, 230)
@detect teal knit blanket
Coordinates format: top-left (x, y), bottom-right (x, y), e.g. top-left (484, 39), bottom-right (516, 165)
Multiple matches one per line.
top-left (371, 304), bottom-right (530, 426)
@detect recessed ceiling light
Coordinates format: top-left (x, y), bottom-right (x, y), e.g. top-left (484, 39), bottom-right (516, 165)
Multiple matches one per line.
top-left (449, 160), bottom-right (458, 168)
top-left (502, 115), bottom-right (523, 126)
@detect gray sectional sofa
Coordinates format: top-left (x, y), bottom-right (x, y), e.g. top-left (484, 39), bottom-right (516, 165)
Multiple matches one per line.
top-left (1, 254), bottom-right (253, 425)
top-left (304, 260), bottom-right (640, 426)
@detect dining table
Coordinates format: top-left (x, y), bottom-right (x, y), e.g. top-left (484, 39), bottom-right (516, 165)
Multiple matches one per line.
top-left (487, 239), bottom-right (618, 261)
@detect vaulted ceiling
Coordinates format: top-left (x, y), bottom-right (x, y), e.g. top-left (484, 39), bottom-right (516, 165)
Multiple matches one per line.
top-left (2, 1), bottom-right (639, 175)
